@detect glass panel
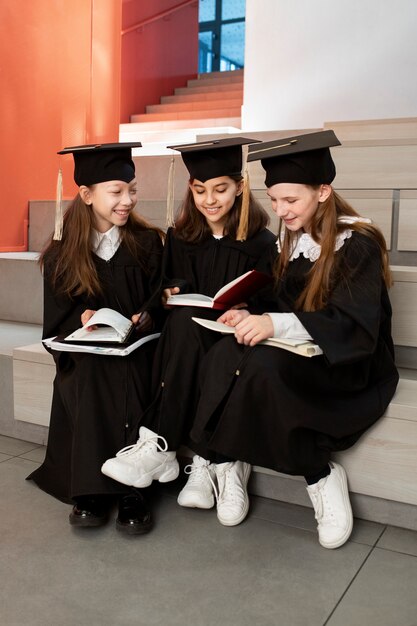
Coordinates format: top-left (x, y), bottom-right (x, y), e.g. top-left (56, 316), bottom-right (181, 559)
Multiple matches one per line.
top-left (220, 22), bottom-right (245, 68)
top-left (199, 31), bottom-right (213, 73)
top-left (199, 0), bottom-right (216, 23)
top-left (222, 0), bottom-right (245, 21)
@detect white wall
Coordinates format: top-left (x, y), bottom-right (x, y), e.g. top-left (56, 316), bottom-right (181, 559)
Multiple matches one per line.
top-left (243, 0), bottom-right (417, 130)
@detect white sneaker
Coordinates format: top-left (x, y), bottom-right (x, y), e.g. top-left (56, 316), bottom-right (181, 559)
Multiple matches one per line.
top-left (306, 462), bottom-right (353, 549)
top-left (214, 461), bottom-right (251, 526)
top-left (101, 426), bottom-right (179, 488)
top-left (177, 456), bottom-right (216, 509)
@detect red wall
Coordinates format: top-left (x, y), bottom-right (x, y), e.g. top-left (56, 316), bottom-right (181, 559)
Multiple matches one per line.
top-left (0, 0), bottom-right (122, 251)
top-left (121, 0), bottom-right (199, 122)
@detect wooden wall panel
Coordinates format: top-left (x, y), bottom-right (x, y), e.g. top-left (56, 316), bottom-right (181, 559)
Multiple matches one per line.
top-left (398, 192), bottom-right (417, 251)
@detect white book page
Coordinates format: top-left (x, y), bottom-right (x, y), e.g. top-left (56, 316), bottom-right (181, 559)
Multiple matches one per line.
top-left (191, 317), bottom-right (323, 355)
top-left (167, 293), bottom-right (213, 305)
top-left (44, 333), bottom-right (160, 356)
top-left (65, 308), bottom-right (132, 342)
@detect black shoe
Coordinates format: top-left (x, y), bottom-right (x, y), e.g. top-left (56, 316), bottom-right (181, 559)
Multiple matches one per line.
top-left (116, 491), bottom-right (153, 535)
top-left (69, 496), bottom-right (110, 528)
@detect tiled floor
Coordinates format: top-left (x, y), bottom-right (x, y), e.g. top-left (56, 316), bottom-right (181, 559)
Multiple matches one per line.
top-left (0, 434), bottom-right (416, 626)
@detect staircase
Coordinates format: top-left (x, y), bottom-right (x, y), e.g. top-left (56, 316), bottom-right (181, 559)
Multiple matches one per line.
top-left (120, 69), bottom-right (244, 151)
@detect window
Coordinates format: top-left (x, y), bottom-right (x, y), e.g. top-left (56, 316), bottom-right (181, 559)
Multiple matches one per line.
top-left (198, 0), bottom-right (245, 73)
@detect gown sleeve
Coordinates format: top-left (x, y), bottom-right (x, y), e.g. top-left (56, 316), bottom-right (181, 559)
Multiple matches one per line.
top-left (160, 228), bottom-right (190, 293)
top-left (138, 229), bottom-right (165, 328)
top-left (42, 255), bottom-right (92, 340)
top-left (295, 233), bottom-right (387, 366)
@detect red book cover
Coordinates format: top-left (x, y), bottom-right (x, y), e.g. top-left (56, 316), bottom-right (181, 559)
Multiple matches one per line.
top-left (166, 270), bottom-right (273, 310)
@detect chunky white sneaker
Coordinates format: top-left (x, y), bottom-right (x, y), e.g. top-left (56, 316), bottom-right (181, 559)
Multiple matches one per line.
top-left (177, 456), bottom-right (216, 509)
top-left (101, 426), bottom-right (179, 488)
top-left (214, 461), bottom-right (251, 526)
top-left (306, 462), bottom-right (353, 549)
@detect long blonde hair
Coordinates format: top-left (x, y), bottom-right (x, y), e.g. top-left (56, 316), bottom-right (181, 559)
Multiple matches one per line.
top-left (275, 188), bottom-right (392, 311)
top-left (40, 192), bottom-right (164, 298)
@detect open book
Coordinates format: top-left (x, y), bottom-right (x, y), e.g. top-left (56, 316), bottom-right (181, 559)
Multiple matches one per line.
top-left (64, 308), bottom-right (134, 344)
top-left (192, 317), bottom-right (323, 358)
top-left (166, 270), bottom-right (272, 310)
top-left (43, 332), bottom-right (160, 357)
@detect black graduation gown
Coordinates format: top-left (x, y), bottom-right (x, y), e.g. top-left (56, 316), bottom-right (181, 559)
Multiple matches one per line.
top-left (190, 232), bottom-right (399, 476)
top-left (141, 227), bottom-right (277, 450)
top-left (28, 230), bottom-right (163, 504)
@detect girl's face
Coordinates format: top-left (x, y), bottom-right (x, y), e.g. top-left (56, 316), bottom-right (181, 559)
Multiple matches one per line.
top-left (266, 182), bottom-right (331, 233)
top-left (189, 176), bottom-right (243, 236)
top-left (80, 179), bottom-right (138, 232)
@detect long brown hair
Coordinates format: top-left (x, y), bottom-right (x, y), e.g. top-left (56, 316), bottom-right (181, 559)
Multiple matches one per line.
top-left (40, 192), bottom-right (164, 298)
top-left (173, 175), bottom-right (269, 242)
top-left (275, 188), bottom-right (392, 311)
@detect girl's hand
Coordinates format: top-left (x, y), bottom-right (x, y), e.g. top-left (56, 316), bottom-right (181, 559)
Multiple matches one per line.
top-left (217, 308), bottom-right (250, 327)
top-left (81, 309), bottom-right (97, 331)
top-left (131, 311), bottom-right (153, 332)
top-left (234, 314), bottom-right (274, 346)
top-left (162, 286), bottom-right (180, 308)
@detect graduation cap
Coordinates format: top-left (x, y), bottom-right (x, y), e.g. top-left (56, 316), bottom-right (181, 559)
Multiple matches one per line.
top-left (166, 137), bottom-right (261, 240)
top-left (167, 137), bottom-right (260, 182)
top-left (58, 142), bottom-right (142, 186)
top-left (54, 142), bottom-right (142, 240)
top-left (247, 130), bottom-right (341, 187)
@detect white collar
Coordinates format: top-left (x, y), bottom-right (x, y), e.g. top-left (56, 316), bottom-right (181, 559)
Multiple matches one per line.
top-left (92, 225), bottom-right (121, 260)
top-left (276, 217), bottom-right (372, 262)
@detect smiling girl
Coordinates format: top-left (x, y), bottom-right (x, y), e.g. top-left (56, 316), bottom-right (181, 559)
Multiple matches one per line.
top-left (28, 143), bottom-right (164, 534)
top-left (187, 131), bottom-right (399, 548)
top-left (102, 138), bottom-right (276, 526)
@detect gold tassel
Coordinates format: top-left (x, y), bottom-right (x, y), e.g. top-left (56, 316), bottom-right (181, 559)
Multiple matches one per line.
top-left (166, 154), bottom-right (176, 228)
top-left (236, 145), bottom-right (250, 241)
top-left (53, 168), bottom-right (63, 241)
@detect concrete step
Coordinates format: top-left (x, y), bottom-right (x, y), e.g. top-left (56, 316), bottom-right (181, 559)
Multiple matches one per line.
top-left (0, 321), bottom-right (46, 445)
top-left (146, 98), bottom-right (242, 114)
top-left (161, 90), bottom-right (244, 104)
top-left (131, 108), bottom-right (241, 123)
top-left (0, 253), bottom-right (42, 324)
top-left (0, 320), bottom-right (42, 357)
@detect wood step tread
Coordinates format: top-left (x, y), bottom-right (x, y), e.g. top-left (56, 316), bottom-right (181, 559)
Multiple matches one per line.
top-left (187, 76), bottom-right (243, 87)
top-left (131, 108), bottom-right (242, 123)
top-left (146, 99), bottom-right (242, 114)
top-left (197, 70), bottom-right (243, 80)
top-left (125, 118), bottom-right (242, 131)
top-left (175, 84), bottom-right (243, 95)
top-left (161, 90), bottom-right (244, 104)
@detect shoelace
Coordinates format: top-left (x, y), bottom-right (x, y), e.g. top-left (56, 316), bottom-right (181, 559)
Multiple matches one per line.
top-left (309, 490), bottom-right (323, 522)
top-left (216, 464), bottom-right (240, 504)
top-left (184, 462), bottom-right (219, 499)
top-left (115, 433), bottom-right (169, 458)
top-left (310, 487), bottom-right (335, 524)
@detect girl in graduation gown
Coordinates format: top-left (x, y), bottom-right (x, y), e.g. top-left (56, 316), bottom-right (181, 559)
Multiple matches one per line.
top-left (102, 138), bottom-right (276, 526)
top-left (28, 143), bottom-right (164, 534)
top-left (189, 131), bottom-right (399, 549)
